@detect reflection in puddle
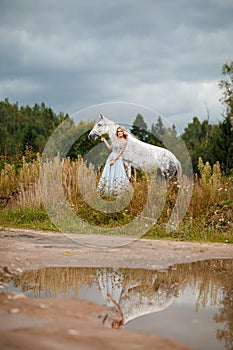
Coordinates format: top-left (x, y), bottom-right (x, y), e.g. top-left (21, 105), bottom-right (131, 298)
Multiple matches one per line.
top-left (1, 259), bottom-right (233, 350)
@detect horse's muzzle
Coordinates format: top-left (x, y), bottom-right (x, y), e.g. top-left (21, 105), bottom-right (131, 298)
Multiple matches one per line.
top-left (88, 133), bottom-right (97, 140)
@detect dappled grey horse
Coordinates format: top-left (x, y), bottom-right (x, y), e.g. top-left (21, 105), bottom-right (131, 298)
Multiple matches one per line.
top-left (88, 114), bottom-right (181, 179)
top-left (88, 114), bottom-right (192, 233)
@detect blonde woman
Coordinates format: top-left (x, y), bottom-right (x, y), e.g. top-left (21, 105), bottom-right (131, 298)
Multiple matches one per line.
top-left (98, 126), bottom-right (130, 194)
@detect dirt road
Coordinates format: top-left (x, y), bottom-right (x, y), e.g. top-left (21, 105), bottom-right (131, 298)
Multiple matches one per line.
top-left (0, 227), bottom-right (232, 350)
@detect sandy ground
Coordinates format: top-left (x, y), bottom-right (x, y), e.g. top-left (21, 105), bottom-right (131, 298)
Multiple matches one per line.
top-left (0, 227), bottom-right (233, 350)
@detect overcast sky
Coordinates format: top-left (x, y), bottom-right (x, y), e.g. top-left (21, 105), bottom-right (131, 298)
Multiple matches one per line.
top-left (0, 0), bottom-right (233, 132)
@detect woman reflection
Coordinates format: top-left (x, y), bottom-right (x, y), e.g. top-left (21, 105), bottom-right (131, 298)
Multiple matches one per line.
top-left (102, 293), bottom-right (124, 329)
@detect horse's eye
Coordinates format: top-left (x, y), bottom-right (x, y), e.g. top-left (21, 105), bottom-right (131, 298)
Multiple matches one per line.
top-left (97, 123), bottom-right (102, 126)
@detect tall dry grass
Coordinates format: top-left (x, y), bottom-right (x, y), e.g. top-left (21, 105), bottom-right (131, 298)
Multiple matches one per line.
top-left (189, 157), bottom-right (232, 217)
top-left (0, 154), bottom-right (232, 237)
top-left (0, 154), bottom-right (41, 207)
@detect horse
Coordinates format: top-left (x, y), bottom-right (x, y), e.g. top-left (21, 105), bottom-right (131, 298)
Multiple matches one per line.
top-left (88, 114), bottom-right (190, 233)
top-left (88, 114), bottom-right (181, 179)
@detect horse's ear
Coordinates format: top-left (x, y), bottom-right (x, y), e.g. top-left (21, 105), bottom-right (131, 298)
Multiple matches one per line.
top-left (99, 113), bottom-right (103, 119)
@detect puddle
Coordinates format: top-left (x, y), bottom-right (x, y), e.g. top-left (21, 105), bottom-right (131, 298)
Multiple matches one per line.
top-left (1, 259), bottom-right (233, 350)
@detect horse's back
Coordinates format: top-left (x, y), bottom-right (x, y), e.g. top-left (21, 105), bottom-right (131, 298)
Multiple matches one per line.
top-left (124, 136), bottom-right (180, 177)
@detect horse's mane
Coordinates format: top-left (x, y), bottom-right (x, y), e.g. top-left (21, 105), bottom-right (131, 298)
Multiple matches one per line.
top-left (102, 117), bottom-right (138, 141)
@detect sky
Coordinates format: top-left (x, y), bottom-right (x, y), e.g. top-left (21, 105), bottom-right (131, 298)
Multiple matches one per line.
top-left (0, 0), bottom-right (233, 132)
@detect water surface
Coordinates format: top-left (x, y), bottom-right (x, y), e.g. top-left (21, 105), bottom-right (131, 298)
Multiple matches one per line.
top-left (1, 259), bottom-right (233, 350)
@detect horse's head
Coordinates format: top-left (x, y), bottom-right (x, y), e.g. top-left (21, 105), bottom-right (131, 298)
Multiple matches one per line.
top-left (88, 114), bottom-right (111, 140)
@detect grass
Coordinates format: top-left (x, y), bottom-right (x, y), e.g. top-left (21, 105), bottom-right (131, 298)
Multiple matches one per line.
top-left (0, 153), bottom-right (232, 242)
top-left (0, 206), bottom-right (57, 231)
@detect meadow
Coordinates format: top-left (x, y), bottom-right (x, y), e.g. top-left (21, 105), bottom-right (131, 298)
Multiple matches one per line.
top-left (0, 152), bottom-right (232, 243)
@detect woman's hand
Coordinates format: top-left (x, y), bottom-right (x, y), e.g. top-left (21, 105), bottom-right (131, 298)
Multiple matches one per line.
top-left (110, 158), bottom-right (117, 166)
top-left (101, 137), bottom-right (105, 142)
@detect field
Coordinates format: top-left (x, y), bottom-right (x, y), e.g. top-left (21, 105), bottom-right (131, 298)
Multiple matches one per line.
top-left (0, 152), bottom-right (232, 243)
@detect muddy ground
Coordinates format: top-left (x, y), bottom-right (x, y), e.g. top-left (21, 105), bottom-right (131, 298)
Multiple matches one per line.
top-left (0, 227), bottom-right (232, 350)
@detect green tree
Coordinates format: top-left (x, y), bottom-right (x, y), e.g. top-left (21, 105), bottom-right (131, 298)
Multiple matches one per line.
top-left (0, 99), bottom-right (70, 155)
top-left (181, 116), bottom-right (213, 173)
top-left (216, 61), bottom-right (233, 173)
top-left (153, 116), bottom-right (165, 136)
top-left (149, 117), bottom-right (165, 147)
top-left (131, 114), bottom-right (148, 141)
top-left (67, 120), bottom-right (98, 160)
top-left (0, 124), bottom-right (9, 155)
top-left (219, 61), bottom-right (233, 118)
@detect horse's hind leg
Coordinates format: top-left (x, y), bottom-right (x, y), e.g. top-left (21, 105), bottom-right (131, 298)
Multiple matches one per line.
top-left (157, 167), bottom-right (166, 180)
top-left (124, 161), bottom-right (132, 180)
top-left (127, 164), bottom-right (131, 180)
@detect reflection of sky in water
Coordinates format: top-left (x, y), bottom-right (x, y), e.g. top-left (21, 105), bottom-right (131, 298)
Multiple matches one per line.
top-left (79, 283), bottom-right (105, 305)
top-left (125, 286), bottom-right (225, 350)
top-left (1, 259), bottom-right (232, 350)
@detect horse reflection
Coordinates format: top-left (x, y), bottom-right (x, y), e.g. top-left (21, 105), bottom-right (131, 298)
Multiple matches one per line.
top-left (97, 268), bottom-right (173, 329)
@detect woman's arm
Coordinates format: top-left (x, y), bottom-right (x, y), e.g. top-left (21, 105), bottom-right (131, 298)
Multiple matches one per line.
top-left (109, 142), bottom-right (126, 166)
top-left (107, 294), bottom-right (123, 317)
top-left (101, 137), bottom-right (112, 151)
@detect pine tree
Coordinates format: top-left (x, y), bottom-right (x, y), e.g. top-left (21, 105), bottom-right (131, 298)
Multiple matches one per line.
top-left (131, 114), bottom-right (148, 142)
top-left (216, 62), bottom-right (233, 173)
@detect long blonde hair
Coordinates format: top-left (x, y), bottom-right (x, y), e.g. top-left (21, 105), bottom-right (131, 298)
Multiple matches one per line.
top-left (116, 126), bottom-right (128, 139)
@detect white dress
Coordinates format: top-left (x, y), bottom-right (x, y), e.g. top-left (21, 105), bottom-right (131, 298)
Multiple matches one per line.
top-left (97, 268), bottom-right (173, 326)
top-left (98, 140), bottom-right (130, 194)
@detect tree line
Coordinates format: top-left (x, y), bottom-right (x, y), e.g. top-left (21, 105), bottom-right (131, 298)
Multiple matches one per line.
top-left (0, 62), bottom-right (232, 174)
top-left (0, 100), bottom-right (70, 155)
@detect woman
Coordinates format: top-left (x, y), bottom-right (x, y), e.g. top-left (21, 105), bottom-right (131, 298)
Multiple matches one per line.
top-left (97, 126), bottom-right (130, 194)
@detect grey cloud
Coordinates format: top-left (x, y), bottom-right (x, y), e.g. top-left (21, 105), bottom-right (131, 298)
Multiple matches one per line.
top-left (0, 0), bottom-right (232, 131)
